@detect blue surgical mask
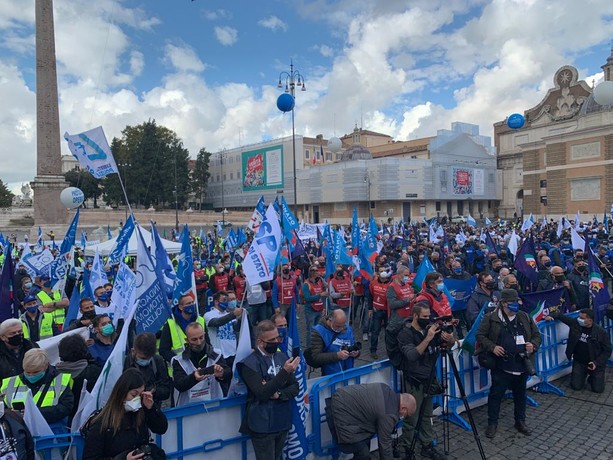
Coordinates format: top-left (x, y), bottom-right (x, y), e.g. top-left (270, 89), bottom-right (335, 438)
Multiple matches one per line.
top-left (106, 290), bottom-right (113, 298)
top-left (277, 327), bottom-right (287, 341)
top-left (196, 264), bottom-right (202, 270)
top-left (436, 283), bottom-right (445, 292)
top-left (97, 293), bottom-right (109, 302)
top-left (577, 318), bottom-right (586, 327)
top-left (507, 302), bottom-right (520, 313)
top-left (403, 276), bottom-right (410, 284)
top-left (43, 282), bottom-right (51, 288)
top-left (24, 282), bottom-right (33, 289)
top-left (101, 324), bottom-right (114, 336)
top-left (24, 370), bottom-right (46, 384)
top-left (135, 357), bottom-right (152, 367)
top-left (26, 306), bottom-right (39, 314)
top-left (453, 267), bottom-right (463, 274)
top-left (218, 302), bottom-right (228, 311)
top-left (227, 300), bottom-right (237, 310)
top-left (183, 304), bottom-right (196, 316)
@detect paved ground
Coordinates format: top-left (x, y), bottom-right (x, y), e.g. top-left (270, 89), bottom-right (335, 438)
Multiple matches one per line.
top-left (295, 305), bottom-right (613, 460)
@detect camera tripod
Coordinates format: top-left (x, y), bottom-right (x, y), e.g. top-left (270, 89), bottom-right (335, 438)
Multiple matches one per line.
top-left (405, 345), bottom-right (486, 460)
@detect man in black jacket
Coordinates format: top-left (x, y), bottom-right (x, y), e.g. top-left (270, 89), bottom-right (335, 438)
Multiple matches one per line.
top-left (398, 303), bottom-right (455, 460)
top-left (237, 320), bottom-right (299, 460)
top-left (124, 332), bottom-right (172, 405)
top-left (476, 289), bottom-right (541, 439)
top-left (545, 309), bottom-right (611, 393)
top-left (466, 272), bottom-right (500, 328)
top-left (0, 319), bottom-right (38, 382)
top-left (327, 383), bottom-right (415, 459)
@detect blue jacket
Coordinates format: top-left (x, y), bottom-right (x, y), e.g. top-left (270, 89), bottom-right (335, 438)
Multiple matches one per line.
top-left (312, 323), bottom-right (355, 376)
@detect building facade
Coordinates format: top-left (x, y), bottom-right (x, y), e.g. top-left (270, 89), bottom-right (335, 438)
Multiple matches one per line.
top-left (495, 49), bottom-right (613, 220)
top-left (207, 122), bottom-right (501, 224)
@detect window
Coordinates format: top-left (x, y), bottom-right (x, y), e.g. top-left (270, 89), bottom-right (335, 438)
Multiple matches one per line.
top-left (435, 201), bottom-right (441, 211)
top-left (336, 153), bottom-right (341, 161)
top-left (540, 180), bottom-right (547, 188)
top-left (305, 149), bottom-right (310, 159)
top-left (237, 171), bottom-right (241, 179)
top-left (370, 201), bottom-right (376, 209)
top-left (216, 175), bottom-right (220, 182)
top-left (326, 152), bottom-right (331, 161)
top-left (230, 172), bottom-right (233, 180)
top-left (488, 173), bottom-right (495, 183)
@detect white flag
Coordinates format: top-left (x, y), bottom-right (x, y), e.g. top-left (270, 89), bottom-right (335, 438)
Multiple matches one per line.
top-left (64, 126), bottom-right (119, 179)
top-left (37, 327), bottom-right (90, 365)
top-left (508, 229), bottom-right (520, 257)
top-left (110, 261), bottom-right (136, 327)
top-left (243, 203), bottom-right (282, 285)
top-left (228, 309), bottom-right (252, 397)
top-left (24, 389), bottom-right (54, 437)
top-left (89, 249), bottom-right (108, 293)
top-left (574, 210), bottom-right (581, 230)
top-left (570, 227), bottom-right (585, 252)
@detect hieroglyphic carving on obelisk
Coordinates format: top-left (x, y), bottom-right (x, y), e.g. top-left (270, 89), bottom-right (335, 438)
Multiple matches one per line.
top-left (31, 0), bottom-right (69, 228)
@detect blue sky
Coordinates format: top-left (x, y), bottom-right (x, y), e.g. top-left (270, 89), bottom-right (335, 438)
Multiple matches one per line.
top-left (1, 0), bottom-right (613, 190)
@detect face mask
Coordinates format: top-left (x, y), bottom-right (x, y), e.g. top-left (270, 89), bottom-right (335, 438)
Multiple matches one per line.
top-left (224, 264), bottom-right (231, 270)
top-left (43, 282), bottom-right (52, 289)
top-left (379, 272), bottom-right (390, 279)
top-left (402, 275), bottom-right (410, 284)
top-left (436, 283), bottom-right (445, 292)
top-left (183, 304), bottom-right (196, 316)
top-left (262, 332), bottom-right (283, 351)
top-left (218, 302), bottom-right (228, 311)
top-left (543, 261), bottom-right (552, 268)
top-left (7, 334), bottom-right (23, 347)
top-left (190, 342), bottom-right (206, 353)
top-left (282, 268), bottom-right (290, 274)
top-left (417, 318), bottom-right (430, 329)
top-left (336, 270), bottom-right (344, 276)
top-left (82, 310), bottom-right (96, 320)
top-left (484, 281), bottom-right (497, 290)
top-left (24, 282), bottom-right (33, 289)
top-left (507, 302), bottom-right (520, 313)
top-left (97, 293), bottom-right (109, 302)
top-left (453, 267), bottom-right (463, 274)
top-left (507, 283), bottom-right (519, 291)
top-left (101, 324), bottom-right (114, 336)
top-left (227, 300), bottom-right (237, 310)
top-left (135, 357), bottom-right (152, 367)
top-left (106, 290), bottom-right (113, 298)
top-left (26, 306), bottom-right (39, 314)
top-left (124, 395), bottom-right (142, 412)
top-left (554, 275), bottom-right (565, 282)
top-left (217, 268), bottom-right (224, 274)
top-left (196, 264), bottom-right (202, 270)
top-left (577, 266), bottom-right (587, 273)
top-left (277, 327), bottom-right (287, 341)
top-left (493, 266), bottom-right (502, 273)
top-left (577, 318), bottom-right (586, 327)
top-left (17, 269), bottom-right (26, 275)
top-left (24, 370), bottom-right (46, 384)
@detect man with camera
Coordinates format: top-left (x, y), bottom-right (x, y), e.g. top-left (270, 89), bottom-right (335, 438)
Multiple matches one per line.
top-left (310, 309), bottom-right (360, 376)
top-left (476, 289), bottom-right (541, 439)
top-left (397, 302), bottom-right (455, 460)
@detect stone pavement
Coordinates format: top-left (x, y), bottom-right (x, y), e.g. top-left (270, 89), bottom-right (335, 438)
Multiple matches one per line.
top-left (295, 306), bottom-right (613, 459)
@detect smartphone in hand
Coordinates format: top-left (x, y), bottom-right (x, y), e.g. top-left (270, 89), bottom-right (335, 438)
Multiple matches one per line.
top-left (292, 347), bottom-right (301, 359)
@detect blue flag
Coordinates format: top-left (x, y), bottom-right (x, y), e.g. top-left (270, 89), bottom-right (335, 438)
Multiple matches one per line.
top-left (107, 225), bottom-right (112, 241)
top-left (467, 214), bottom-right (477, 227)
top-left (585, 238), bottom-right (611, 322)
top-left (64, 285), bottom-right (81, 328)
top-left (80, 269), bottom-right (94, 300)
top-left (226, 228), bottom-right (237, 250)
top-left (281, 196), bottom-right (299, 231)
top-left (150, 221), bottom-right (177, 297)
top-left (282, 300), bottom-right (309, 460)
top-left (513, 234), bottom-right (538, 287)
top-left (444, 276), bottom-right (477, 312)
top-left (412, 257), bottom-right (435, 293)
top-left (461, 301), bottom-right (490, 354)
top-left (351, 208), bottom-right (360, 255)
top-left (0, 244), bottom-right (18, 322)
top-left (484, 231), bottom-right (499, 257)
top-left (519, 287), bottom-right (570, 322)
top-left (134, 226), bottom-right (172, 334)
top-left (333, 230), bottom-right (353, 266)
top-left (172, 225), bottom-right (197, 309)
top-left (358, 237), bottom-right (374, 280)
top-left (108, 215), bottom-right (135, 265)
top-left (369, 213), bottom-right (378, 237)
top-left (80, 231), bottom-right (87, 250)
top-left (50, 209), bottom-right (80, 289)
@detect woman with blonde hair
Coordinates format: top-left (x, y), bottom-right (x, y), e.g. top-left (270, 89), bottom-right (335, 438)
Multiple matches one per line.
top-left (83, 368), bottom-right (168, 459)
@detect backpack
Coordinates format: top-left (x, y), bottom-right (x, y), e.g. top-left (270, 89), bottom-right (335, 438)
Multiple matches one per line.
top-left (385, 318), bottom-right (411, 372)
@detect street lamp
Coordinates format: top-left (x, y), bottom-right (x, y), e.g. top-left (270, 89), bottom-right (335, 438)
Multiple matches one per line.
top-left (118, 161), bottom-right (131, 221)
top-left (173, 151), bottom-right (179, 232)
top-left (214, 150), bottom-right (227, 228)
top-left (277, 60), bottom-right (306, 216)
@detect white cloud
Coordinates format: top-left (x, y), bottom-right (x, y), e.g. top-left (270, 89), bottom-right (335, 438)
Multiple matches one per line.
top-left (163, 44), bottom-right (205, 73)
top-left (258, 16), bottom-right (288, 32)
top-left (214, 26), bottom-right (238, 46)
top-left (318, 45), bottom-right (334, 57)
top-left (203, 9), bottom-right (232, 21)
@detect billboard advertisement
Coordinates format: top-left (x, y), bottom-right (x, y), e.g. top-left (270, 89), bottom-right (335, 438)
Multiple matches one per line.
top-left (242, 145), bottom-right (284, 191)
top-left (452, 167), bottom-right (484, 195)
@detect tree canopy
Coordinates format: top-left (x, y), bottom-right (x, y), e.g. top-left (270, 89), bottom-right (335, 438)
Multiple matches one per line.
top-left (0, 179), bottom-right (14, 208)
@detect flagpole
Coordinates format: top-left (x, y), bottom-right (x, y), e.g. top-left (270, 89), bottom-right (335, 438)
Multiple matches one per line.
top-left (116, 170), bottom-right (135, 220)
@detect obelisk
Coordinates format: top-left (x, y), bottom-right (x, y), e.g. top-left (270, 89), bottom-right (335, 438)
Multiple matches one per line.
top-left (31, 0), bottom-right (69, 231)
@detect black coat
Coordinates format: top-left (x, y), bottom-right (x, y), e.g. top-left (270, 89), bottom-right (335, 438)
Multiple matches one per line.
top-left (0, 410), bottom-right (34, 460)
top-left (124, 355), bottom-right (172, 403)
top-left (56, 358), bottom-right (102, 420)
top-left (0, 340), bottom-right (38, 382)
top-left (83, 406), bottom-right (168, 460)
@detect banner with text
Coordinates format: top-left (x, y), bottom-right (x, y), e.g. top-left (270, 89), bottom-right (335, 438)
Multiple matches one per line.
top-left (242, 145), bottom-right (284, 191)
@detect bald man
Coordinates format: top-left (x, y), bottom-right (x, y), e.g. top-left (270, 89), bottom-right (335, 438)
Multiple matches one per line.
top-left (310, 309), bottom-right (360, 376)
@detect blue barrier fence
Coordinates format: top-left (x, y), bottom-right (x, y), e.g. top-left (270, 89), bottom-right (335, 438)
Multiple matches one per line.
top-left (33, 312), bottom-right (613, 459)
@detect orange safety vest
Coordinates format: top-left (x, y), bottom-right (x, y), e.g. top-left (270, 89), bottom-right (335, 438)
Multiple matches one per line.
top-left (305, 279), bottom-right (325, 311)
top-left (277, 275), bottom-right (297, 305)
top-left (390, 281), bottom-right (415, 318)
top-left (330, 276), bottom-right (352, 308)
top-left (371, 279), bottom-right (390, 312)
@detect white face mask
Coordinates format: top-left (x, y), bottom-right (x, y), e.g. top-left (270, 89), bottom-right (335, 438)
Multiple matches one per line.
top-left (124, 395), bottom-right (142, 412)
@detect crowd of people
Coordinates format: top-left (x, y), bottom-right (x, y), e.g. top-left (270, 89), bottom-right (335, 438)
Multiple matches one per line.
top-left (0, 214), bottom-right (612, 459)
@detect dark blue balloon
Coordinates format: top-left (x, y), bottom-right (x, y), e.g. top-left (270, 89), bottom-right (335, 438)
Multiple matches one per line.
top-left (276, 93), bottom-right (295, 112)
top-left (507, 113), bottom-right (525, 129)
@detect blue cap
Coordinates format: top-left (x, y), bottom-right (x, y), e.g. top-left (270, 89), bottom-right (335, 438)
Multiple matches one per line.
top-left (23, 295), bottom-right (38, 304)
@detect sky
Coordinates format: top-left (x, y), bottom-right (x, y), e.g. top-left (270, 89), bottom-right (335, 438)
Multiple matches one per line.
top-left (1, 0), bottom-right (613, 193)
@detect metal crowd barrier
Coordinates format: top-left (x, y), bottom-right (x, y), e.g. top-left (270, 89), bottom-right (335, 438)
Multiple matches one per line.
top-left (601, 314), bottom-right (613, 366)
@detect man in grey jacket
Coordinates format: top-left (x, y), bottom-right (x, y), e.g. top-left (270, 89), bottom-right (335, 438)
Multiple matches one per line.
top-left (327, 383), bottom-right (415, 459)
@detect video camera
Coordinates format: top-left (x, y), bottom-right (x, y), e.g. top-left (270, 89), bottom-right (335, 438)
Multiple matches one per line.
top-left (341, 342), bottom-right (362, 353)
top-left (430, 315), bottom-right (454, 334)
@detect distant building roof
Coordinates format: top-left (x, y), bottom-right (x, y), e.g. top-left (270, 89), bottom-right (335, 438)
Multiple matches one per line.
top-left (339, 143), bottom-right (373, 161)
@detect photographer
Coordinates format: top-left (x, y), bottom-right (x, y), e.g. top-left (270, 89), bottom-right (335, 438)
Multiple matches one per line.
top-left (476, 289), bottom-right (541, 439)
top-left (397, 302), bottom-right (455, 460)
top-left (310, 310), bottom-right (360, 376)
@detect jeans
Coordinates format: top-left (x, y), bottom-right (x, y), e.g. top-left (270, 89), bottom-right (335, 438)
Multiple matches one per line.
top-left (369, 309), bottom-right (388, 354)
top-left (401, 379), bottom-right (434, 449)
top-left (250, 431), bottom-right (288, 460)
top-left (570, 361), bottom-right (605, 393)
top-left (487, 369), bottom-right (528, 425)
top-left (304, 305), bottom-right (323, 348)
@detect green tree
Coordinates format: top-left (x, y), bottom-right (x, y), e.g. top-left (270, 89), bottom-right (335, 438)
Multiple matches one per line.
top-left (0, 179), bottom-right (14, 208)
top-left (191, 148), bottom-right (211, 211)
top-left (102, 120), bottom-right (190, 209)
top-left (64, 168), bottom-right (102, 208)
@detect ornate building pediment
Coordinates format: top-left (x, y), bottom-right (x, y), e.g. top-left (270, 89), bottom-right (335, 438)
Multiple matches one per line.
top-left (525, 66), bottom-right (592, 125)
